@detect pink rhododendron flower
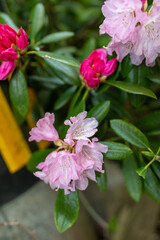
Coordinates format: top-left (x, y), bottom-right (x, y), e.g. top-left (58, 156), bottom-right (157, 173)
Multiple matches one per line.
top-left (0, 24), bottom-right (28, 80)
top-left (29, 111), bottom-right (108, 194)
top-left (100, 0), bottom-right (143, 43)
top-left (80, 49), bottom-right (117, 88)
top-left (64, 111), bottom-right (98, 145)
top-left (29, 112), bottom-right (59, 142)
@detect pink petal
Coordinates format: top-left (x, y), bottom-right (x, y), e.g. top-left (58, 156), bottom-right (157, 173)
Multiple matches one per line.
top-left (0, 48), bottom-right (17, 61)
top-left (17, 27), bottom-right (28, 49)
top-left (0, 61), bottom-right (15, 80)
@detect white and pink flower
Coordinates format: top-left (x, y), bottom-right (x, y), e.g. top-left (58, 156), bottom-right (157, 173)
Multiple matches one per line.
top-left (29, 112), bottom-right (108, 194)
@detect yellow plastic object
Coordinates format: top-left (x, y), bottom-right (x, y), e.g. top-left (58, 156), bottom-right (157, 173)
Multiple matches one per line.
top-left (0, 87), bottom-right (31, 173)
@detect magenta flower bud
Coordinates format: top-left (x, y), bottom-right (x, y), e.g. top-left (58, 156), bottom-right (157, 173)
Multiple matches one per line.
top-left (80, 48), bottom-right (117, 88)
top-left (0, 24), bottom-right (29, 80)
top-left (0, 61), bottom-right (15, 80)
top-left (103, 58), bottom-right (117, 76)
top-left (17, 27), bottom-right (28, 50)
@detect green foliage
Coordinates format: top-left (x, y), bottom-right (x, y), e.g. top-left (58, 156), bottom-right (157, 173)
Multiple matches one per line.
top-left (123, 155), bottom-right (142, 202)
top-left (9, 69), bottom-right (29, 124)
top-left (27, 149), bottom-right (54, 172)
top-left (88, 101), bottom-right (110, 123)
top-left (40, 31), bottom-right (74, 44)
top-left (102, 142), bottom-right (133, 160)
top-left (54, 189), bottom-right (79, 232)
top-left (96, 164), bottom-right (107, 192)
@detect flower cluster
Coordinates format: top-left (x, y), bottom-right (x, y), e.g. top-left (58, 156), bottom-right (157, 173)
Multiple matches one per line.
top-left (0, 24), bottom-right (28, 80)
top-left (80, 48), bottom-right (117, 88)
top-left (29, 112), bottom-right (108, 194)
top-left (100, 0), bottom-right (160, 66)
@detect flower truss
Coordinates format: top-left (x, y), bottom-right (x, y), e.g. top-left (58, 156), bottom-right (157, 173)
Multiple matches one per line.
top-left (29, 112), bottom-right (108, 194)
top-left (80, 48), bottom-right (117, 88)
top-left (100, 0), bottom-right (160, 66)
top-left (0, 25), bottom-right (28, 80)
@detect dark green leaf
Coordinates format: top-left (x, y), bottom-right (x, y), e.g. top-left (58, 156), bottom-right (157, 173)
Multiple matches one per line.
top-left (144, 167), bottom-right (160, 203)
top-left (35, 51), bottom-right (80, 68)
top-left (87, 101), bottom-right (110, 123)
top-left (29, 3), bottom-right (45, 41)
top-left (81, 38), bottom-right (96, 60)
top-left (107, 80), bottom-right (157, 99)
top-left (127, 64), bottom-right (150, 107)
top-left (123, 155), bottom-right (142, 202)
top-left (27, 149), bottom-right (53, 172)
top-left (96, 164), bottom-right (107, 192)
top-left (54, 86), bottom-right (77, 110)
top-left (152, 162), bottom-right (160, 180)
top-left (121, 55), bottom-right (133, 78)
top-left (0, 12), bottom-right (18, 31)
top-left (68, 99), bottom-right (85, 117)
top-left (137, 110), bottom-right (160, 132)
top-left (136, 166), bottom-right (148, 179)
top-left (54, 189), bottom-right (79, 232)
top-left (110, 119), bottom-right (150, 149)
top-left (9, 68), bottom-right (29, 124)
top-left (68, 86), bottom-right (84, 116)
top-left (40, 31), bottom-right (74, 44)
top-left (29, 75), bottom-right (64, 90)
top-left (101, 141), bottom-right (132, 160)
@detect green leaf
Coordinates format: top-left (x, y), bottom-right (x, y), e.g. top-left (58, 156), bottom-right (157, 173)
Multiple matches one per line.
top-left (0, 12), bottom-right (18, 31)
top-left (152, 162), bottom-right (160, 180)
top-left (40, 31), bottom-right (74, 44)
top-left (54, 86), bottom-right (77, 110)
top-left (81, 38), bottom-right (96, 60)
top-left (27, 149), bottom-right (53, 172)
top-left (141, 151), bottom-right (154, 158)
top-left (137, 110), bottom-right (160, 132)
top-left (29, 75), bottom-right (64, 90)
top-left (127, 63), bottom-right (150, 107)
top-left (96, 164), bottom-right (107, 192)
top-left (136, 166), bottom-right (148, 179)
top-left (29, 3), bottom-right (45, 41)
top-left (101, 141), bottom-right (132, 160)
top-left (123, 155), bottom-right (142, 202)
top-left (68, 86), bottom-right (84, 116)
top-left (35, 51), bottom-right (80, 68)
top-left (54, 189), bottom-right (79, 232)
top-left (144, 167), bottom-right (160, 203)
top-left (9, 68), bottom-right (29, 124)
top-left (68, 99), bottom-right (85, 117)
top-left (121, 55), bottom-right (133, 78)
top-left (87, 101), bottom-right (110, 123)
top-left (110, 119), bottom-right (150, 149)
top-left (107, 80), bottom-right (157, 99)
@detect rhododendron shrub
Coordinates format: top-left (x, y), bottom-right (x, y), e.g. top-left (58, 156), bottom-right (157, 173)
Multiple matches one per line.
top-left (1, 0), bottom-right (160, 236)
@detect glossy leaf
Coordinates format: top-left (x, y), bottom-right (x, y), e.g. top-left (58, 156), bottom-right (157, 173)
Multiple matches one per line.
top-left (27, 149), bottom-right (53, 172)
top-left (29, 3), bottom-right (45, 41)
top-left (136, 166), bottom-right (148, 179)
top-left (121, 55), bottom-right (133, 78)
top-left (107, 80), bottom-right (157, 99)
top-left (9, 69), bottom-right (29, 124)
top-left (0, 12), bottom-right (18, 31)
top-left (127, 64), bottom-right (150, 107)
top-left (35, 51), bottom-right (80, 68)
top-left (123, 155), bottom-right (142, 202)
top-left (87, 101), bottom-right (110, 123)
top-left (144, 167), bottom-right (160, 203)
top-left (101, 141), bottom-right (132, 160)
top-left (54, 86), bottom-right (77, 110)
top-left (110, 119), bottom-right (150, 149)
top-left (141, 151), bottom-right (154, 158)
top-left (152, 162), bottom-right (160, 180)
top-left (40, 31), bottom-right (74, 44)
top-left (54, 189), bottom-right (79, 232)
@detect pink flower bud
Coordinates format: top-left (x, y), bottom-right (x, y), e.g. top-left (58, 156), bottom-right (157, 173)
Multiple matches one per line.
top-left (0, 48), bottom-right (18, 61)
top-left (103, 58), bottom-right (117, 76)
top-left (0, 61), bottom-right (15, 80)
top-left (80, 49), bottom-right (117, 88)
top-left (0, 24), bottom-right (29, 80)
top-left (17, 26), bottom-right (28, 49)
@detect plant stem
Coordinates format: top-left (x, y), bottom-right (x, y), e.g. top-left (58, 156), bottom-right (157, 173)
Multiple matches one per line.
top-left (82, 88), bottom-right (89, 101)
top-left (80, 192), bottom-right (108, 230)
